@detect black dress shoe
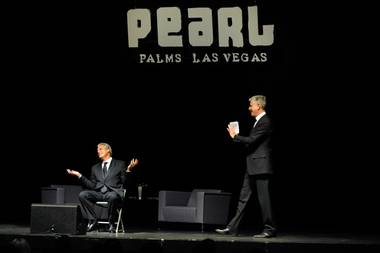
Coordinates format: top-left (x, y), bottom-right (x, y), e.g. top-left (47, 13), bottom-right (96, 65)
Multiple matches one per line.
top-left (108, 224), bottom-right (116, 233)
top-left (215, 228), bottom-right (235, 235)
top-left (87, 220), bottom-right (97, 232)
top-left (253, 232), bottom-right (276, 238)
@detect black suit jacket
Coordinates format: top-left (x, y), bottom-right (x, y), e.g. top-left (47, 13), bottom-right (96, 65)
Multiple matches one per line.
top-left (79, 159), bottom-right (127, 197)
top-left (233, 114), bottom-right (273, 175)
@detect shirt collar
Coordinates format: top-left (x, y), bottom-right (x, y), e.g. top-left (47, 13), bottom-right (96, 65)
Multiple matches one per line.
top-left (255, 111), bottom-right (266, 122)
top-left (103, 157), bottom-right (112, 167)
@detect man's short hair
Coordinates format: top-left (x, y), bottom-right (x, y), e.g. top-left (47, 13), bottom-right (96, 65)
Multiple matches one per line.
top-left (98, 142), bottom-right (112, 156)
top-left (249, 95), bottom-right (266, 109)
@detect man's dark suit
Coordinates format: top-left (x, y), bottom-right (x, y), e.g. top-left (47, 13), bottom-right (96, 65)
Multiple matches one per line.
top-left (78, 159), bottom-right (127, 223)
top-left (227, 114), bottom-right (276, 235)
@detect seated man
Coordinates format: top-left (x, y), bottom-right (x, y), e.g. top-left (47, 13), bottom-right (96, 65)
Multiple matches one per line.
top-left (67, 142), bottom-right (138, 233)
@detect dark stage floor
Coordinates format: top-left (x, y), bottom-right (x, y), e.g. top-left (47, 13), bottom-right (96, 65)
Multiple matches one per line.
top-left (1, 224), bottom-right (379, 253)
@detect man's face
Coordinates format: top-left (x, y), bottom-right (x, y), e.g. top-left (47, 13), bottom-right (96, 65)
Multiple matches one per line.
top-left (249, 101), bottom-right (260, 117)
top-left (97, 145), bottom-right (110, 160)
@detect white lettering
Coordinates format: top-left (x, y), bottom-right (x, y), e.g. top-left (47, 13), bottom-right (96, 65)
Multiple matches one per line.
top-left (248, 6), bottom-right (274, 46)
top-left (192, 53), bottom-right (219, 63)
top-left (218, 7), bottom-right (243, 47)
top-left (222, 52), bottom-right (268, 62)
top-left (139, 53), bottom-right (182, 63)
top-left (157, 7), bottom-right (183, 47)
top-left (126, 5), bottom-right (274, 48)
top-left (188, 8), bottom-right (213, 47)
top-left (127, 9), bottom-right (151, 48)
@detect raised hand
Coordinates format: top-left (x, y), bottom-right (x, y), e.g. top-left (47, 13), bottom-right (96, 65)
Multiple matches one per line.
top-left (227, 125), bottom-right (237, 138)
top-left (66, 169), bottom-right (81, 178)
top-left (127, 158), bottom-right (139, 172)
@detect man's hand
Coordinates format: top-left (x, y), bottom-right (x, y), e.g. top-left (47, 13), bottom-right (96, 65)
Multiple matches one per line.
top-left (66, 169), bottom-right (81, 178)
top-left (227, 125), bottom-right (237, 138)
top-left (127, 158), bottom-right (139, 172)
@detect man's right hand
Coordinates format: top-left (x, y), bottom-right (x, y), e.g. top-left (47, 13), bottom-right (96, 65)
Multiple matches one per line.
top-left (66, 169), bottom-right (81, 178)
top-left (227, 125), bottom-right (238, 138)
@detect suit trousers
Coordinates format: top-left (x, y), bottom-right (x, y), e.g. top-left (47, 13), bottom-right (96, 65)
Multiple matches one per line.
top-left (227, 173), bottom-right (276, 234)
top-left (78, 190), bottom-right (121, 222)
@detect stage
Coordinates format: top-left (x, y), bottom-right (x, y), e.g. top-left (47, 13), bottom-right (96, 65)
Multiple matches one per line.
top-left (1, 224), bottom-right (379, 253)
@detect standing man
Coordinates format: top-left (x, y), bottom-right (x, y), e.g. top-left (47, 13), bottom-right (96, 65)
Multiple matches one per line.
top-left (216, 95), bottom-right (277, 238)
top-left (67, 142), bottom-right (138, 233)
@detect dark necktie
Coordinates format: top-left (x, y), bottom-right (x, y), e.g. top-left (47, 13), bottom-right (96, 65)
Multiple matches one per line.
top-left (101, 162), bottom-right (108, 193)
top-left (102, 162), bottom-right (108, 177)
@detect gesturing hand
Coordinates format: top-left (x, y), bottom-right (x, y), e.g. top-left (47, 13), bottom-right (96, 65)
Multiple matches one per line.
top-left (227, 125), bottom-right (237, 138)
top-left (127, 158), bottom-right (139, 172)
top-left (66, 169), bottom-right (81, 178)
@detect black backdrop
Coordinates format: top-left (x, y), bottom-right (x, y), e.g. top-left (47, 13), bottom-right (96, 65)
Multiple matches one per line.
top-left (2, 1), bottom-right (379, 234)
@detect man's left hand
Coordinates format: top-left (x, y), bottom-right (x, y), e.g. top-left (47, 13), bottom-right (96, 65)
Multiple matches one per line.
top-left (127, 158), bottom-right (139, 172)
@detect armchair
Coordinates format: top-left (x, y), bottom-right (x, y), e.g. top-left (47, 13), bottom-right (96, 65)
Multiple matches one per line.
top-left (158, 189), bottom-right (232, 231)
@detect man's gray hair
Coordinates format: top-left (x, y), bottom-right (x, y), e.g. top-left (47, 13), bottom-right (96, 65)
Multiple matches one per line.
top-left (249, 95), bottom-right (266, 109)
top-left (98, 142), bottom-right (112, 155)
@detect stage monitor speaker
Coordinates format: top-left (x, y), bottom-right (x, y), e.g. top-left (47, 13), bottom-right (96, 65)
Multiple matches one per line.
top-left (30, 203), bottom-right (86, 234)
